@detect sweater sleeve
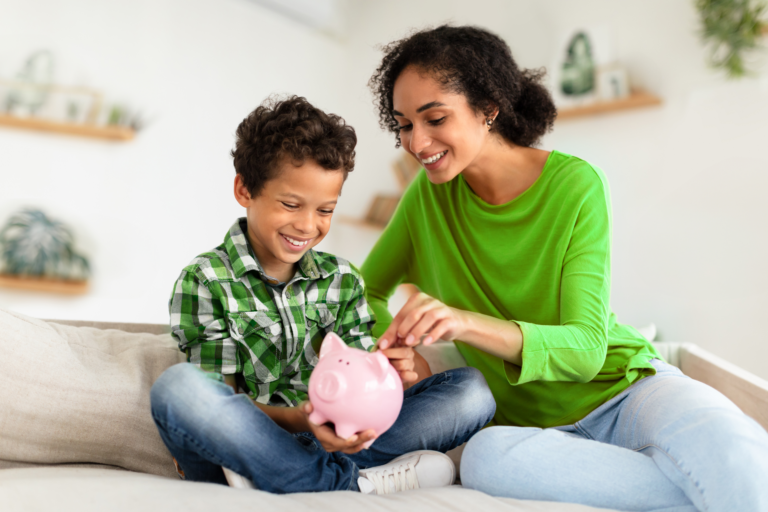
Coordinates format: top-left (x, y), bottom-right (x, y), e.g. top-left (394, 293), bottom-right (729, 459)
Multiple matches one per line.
top-left (505, 182), bottom-right (611, 385)
top-left (360, 198), bottom-right (414, 338)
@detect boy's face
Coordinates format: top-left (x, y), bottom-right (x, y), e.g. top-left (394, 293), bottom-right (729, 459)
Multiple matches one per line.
top-left (235, 158), bottom-right (344, 282)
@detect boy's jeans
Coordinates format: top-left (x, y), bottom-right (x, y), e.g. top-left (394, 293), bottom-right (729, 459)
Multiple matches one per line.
top-left (461, 359), bottom-right (768, 512)
top-left (151, 363), bottom-right (496, 493)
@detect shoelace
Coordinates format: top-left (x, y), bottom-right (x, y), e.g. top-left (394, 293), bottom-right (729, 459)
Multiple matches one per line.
top-left (364, 461), bottom-right (420, 494)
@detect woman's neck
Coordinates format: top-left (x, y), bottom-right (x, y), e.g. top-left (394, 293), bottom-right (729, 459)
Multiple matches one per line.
top-left (462, 136), bottom-right (550, 205)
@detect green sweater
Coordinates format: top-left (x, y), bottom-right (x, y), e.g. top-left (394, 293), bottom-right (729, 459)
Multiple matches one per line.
top-left (361, 150), bottom-right (661, 428)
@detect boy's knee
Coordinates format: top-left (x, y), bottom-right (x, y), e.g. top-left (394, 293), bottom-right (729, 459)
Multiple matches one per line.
top-left (151, 363), bottom-right (221, 416)
top-left (451, 366), bottom-right (496, 422)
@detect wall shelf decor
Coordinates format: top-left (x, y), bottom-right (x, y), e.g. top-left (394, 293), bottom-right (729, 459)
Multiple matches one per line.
top-left (338, 152), bottom-right (420, 231)
top-left (556, 90), bottom-right (662, 121)
top-left (0, 113), bottom-right (135, 141)
top-left (337, 214), bottom-right (389, 231)
top-left (0, 209), bottom-right (91, 295)
top-left (1, 55), bottom-right (141, 142)
top-left (0, 274), bottom-right (88, 295)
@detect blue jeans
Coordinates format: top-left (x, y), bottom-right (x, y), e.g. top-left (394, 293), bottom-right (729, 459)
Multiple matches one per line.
top-left (461, 359), bottom-right (768, 512)
top-left (151, 363), bottom-right (495, 493)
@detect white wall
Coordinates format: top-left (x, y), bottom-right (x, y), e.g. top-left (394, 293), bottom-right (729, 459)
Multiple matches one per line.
top-left (2, 0), bottom-right (767, 380)
top-left (0, 0), bottom-right (349, 323)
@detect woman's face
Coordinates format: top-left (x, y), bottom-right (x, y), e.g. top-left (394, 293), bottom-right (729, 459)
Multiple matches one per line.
top-left (392, 66), bottom-right (490, 184)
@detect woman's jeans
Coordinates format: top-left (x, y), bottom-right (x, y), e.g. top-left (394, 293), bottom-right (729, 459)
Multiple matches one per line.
top-left (151, 363), bottom-right (495, 494)
top-left (461, 359), bottom-right (768, 512)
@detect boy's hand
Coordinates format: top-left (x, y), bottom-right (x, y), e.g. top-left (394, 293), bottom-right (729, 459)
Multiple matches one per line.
top-left (379, 346), bottom-right (419, 385)
top-left (297, 402), bottom-right (377, 454)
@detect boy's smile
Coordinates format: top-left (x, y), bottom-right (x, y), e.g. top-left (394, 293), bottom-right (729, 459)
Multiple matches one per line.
top-left (235, 158), bottom-right (345, 283)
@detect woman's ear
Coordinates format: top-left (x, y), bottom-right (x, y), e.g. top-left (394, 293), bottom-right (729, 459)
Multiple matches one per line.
top-left (234, 174), bottom-right (252, 207)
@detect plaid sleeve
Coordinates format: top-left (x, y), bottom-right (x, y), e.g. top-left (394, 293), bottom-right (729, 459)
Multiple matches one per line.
top-left (169, 270), bottom-right (242, 374)
top-left (335, 271), bottom-right (377, 353)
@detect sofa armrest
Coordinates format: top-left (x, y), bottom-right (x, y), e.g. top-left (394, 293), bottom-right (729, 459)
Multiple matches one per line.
top-left (678, 343), bottom-right (768, 431)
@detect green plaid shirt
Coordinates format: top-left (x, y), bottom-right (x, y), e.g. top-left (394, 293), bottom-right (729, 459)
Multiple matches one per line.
top-left (169, 218), bottom-right (376, 406)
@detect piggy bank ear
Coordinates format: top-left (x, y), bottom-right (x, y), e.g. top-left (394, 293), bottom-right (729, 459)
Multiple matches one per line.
top-left (319, 332), bottom-right (348, 359)
top-left (368, 351), bottom-right (390, 381)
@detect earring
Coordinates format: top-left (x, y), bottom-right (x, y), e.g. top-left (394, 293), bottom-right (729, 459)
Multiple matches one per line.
top-left (486, 118), bottom-right (494, 129)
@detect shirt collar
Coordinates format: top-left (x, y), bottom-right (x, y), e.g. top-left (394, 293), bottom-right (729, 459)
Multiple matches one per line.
top-left (224, 218), bottom-right (330, 282)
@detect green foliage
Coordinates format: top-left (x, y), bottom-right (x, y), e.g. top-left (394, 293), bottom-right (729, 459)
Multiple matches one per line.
top-left (696, 0), bottom-right (767, 78)
top-left (0, 209), bottom-right (90, 280)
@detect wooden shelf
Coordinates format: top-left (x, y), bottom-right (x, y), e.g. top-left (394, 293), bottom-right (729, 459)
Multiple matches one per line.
top-left (0, 114), bottom-right (134, 141)
top-left (0, 274), bottom-right (89, 295)
top-left (336, 215), bottom-right (386, 231)
top-left (557, 91), bottom-right (662, 121)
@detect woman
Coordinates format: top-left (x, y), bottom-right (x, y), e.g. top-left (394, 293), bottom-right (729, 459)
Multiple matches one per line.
top-left (361, 25), bottom-right (768, 511)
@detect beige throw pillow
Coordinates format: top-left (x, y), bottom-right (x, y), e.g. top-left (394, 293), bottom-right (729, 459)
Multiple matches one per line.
top-left (0, 309), bottom-right (185, 478)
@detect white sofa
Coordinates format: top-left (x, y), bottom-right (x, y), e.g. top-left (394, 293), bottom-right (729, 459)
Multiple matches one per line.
top-left (1, 308), bottom-right (766, 512)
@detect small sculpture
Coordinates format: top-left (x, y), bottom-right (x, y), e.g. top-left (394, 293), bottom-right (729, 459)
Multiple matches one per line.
top-left (308, 333), bottom-right (403, 448)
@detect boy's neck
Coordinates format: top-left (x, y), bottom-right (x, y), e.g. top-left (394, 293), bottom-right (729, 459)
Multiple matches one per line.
top-left (262, 262), bottom-right (298, 284)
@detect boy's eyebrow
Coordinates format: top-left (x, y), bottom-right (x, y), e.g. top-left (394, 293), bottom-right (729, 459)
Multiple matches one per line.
top-left (392, 101), bottom-right (446, 117)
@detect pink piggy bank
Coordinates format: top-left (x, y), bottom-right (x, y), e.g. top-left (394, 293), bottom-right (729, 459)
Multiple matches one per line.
top-left (308, 332), bottom-right (403, 447)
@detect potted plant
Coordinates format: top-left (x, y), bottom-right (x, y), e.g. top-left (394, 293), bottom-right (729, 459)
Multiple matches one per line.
top-left (696, 0), bottom-right (767, 78)
top-left (0, 209), bottom-right (90, 294)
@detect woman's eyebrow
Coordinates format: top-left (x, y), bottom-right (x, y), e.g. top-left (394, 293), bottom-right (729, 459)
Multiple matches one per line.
top-left (416, 101), bottom-right (446, 113)
top-left (392, 101), bottom-right (447, 117)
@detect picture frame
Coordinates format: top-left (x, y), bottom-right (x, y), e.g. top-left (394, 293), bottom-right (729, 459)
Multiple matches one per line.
top-left (596, 64), bottom-right (630, 102)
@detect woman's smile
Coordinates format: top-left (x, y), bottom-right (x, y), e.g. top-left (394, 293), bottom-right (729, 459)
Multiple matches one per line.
top-left (420, 150), bottom-right (448, 170)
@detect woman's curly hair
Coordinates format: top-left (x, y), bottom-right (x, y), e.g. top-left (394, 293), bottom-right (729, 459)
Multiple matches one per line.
top-left (232, 95), bottom-right (357, 196)
top-left (369, 25), bottom-right (557, 148)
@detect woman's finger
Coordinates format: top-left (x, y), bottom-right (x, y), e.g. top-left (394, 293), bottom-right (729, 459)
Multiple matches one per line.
top-left (403, 308), bottom-right (445, 346)
top-left (425, 318), bottom-right (458, 345)
top-left (394, 301), bottom-right (440, 345)
top-left (378, 294), bottom-right (425, 348)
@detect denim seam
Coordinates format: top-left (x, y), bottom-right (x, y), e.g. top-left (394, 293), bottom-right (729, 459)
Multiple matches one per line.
top-left (573, 423), bottom-right (594, 441)
top-left (632, 442), bottom-right (709, 511)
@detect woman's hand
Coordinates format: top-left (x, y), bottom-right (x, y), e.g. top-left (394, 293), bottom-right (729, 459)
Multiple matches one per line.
top-left (296, 402), bottom-right (377, 454)
top-left (378, 291), bottom-right (525, 365)
top-left (378, 292), bottom-right (467, 349)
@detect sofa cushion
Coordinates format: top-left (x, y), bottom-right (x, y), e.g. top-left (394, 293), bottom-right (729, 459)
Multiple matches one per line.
top-left (0, 309), bottom-right (185, 478)
top-left (0, 467), bottom-right (612, 512)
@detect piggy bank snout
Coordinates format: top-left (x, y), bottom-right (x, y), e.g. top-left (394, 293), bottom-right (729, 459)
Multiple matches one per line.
top-left (314, 371), bottom-right (347, 402)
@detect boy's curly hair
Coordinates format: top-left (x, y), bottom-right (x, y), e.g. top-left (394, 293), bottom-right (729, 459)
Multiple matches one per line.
top-left (232, 95), bottom-right (357, 196)
top-left (369, 25), bottom-right (557, 148)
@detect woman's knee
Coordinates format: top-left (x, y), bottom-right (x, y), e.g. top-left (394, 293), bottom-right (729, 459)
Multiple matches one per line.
top-left (461, 426), bottom-right (544, 494)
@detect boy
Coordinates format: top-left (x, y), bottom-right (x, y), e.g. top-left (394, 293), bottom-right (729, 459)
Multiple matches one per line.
top-left (150, 96), bottom-right (495, 494)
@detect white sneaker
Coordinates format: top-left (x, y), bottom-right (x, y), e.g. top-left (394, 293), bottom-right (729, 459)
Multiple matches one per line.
top-left (357, 450), bottom-right (455, 495)
top-left (222, 467), bottom-right (255, 489)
